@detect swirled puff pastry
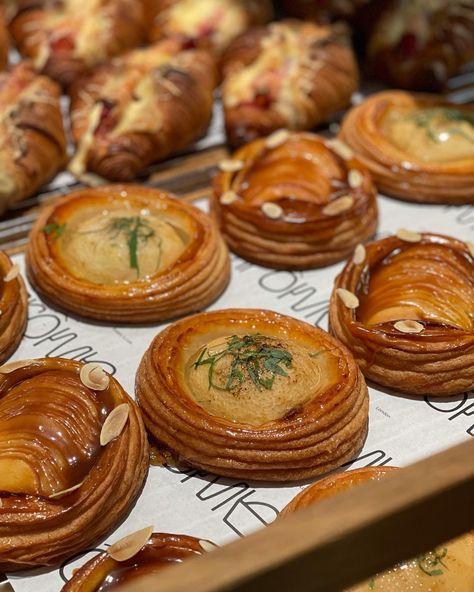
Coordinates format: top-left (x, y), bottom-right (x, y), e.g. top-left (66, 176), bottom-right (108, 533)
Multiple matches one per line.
top-left (26, 185), bottom-right (230, 323)
top-left (282, 467), bottom-right (474, 592)
top-left (212, 131), bottom-right (378, 269)
top-left (339, 91), bottom-right (474, 204)
top-left (330, 232), bottom-right (474, 396)
top-left (136, 308), bottom-right (369, 481)
top-left (0, 357), bottom-right (148, 571)
top-left (68, 41), bottom-right (217, 181)
top-left (10, 0), bottom-right (146, 87)
top-left (146, 0), bottom-right (272, 54)
top-left (221, 20), bottom-right (358, 147)
top-left (62, 530), bottom-right (213, 591)
top-left (0, 63), bottom-right (67, 213)
top-left (0, 253), bottom-right (27, 364)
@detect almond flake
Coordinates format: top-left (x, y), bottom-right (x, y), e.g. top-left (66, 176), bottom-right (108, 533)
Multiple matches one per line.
top-left (218, 159), bottom-right (244, 173)
top-left (396, 229), bottom-right (421, 243)
top-left (353, 244), bottom-right (366, 265)
top-left (108, 526), bottom-right (154, 562)
top-left (466, 242), bottom-right (474, 258)
top-left (394, 320), bottom-right (424, 334)
top-left (80, 363), bottom-right (109, 391)
top-left (220, 190), bottom-right (239, 205)
top-left (4, 265), bottom-right (20, 282)
top-left (336, 288), bottom-right (359, 309)
top-left (322, 196), bottom-right (354, 216)
top-left (261, 202), bottom-right (283, 219)
top-left (49, 482), bottom-right (83, 499)
top-left (199, 540), bottom-right (218, 553)
top-left (348, 170), bottom-right (363, 189)
top-left (100, 404), bottom-right (130, 446)
top-left (0, 359), bottom-right (36, 374)
top-left (329, 139), bottom-right (353, 161)
top-left (265, 129), bottom-right (290, 149)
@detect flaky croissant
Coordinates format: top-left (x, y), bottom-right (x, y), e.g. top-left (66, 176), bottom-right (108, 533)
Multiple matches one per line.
top-left (68, 40), bottom-right (217, 181)
top-left (0, 253), bottom-right (27, 364)
top-left (221, 20), bottom-right (358, 147)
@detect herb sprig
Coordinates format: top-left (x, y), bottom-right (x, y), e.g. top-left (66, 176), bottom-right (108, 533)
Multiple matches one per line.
top-left (417, 547), bottom-right (448, 577)
top-left (107, 216), bottom-right (156, 275)
top-left (193, 334), bottom-right (293, 392)
top-left (43, 222), bottom-right (67, 240)
top-left (411, 108), bottom-right (474, 145)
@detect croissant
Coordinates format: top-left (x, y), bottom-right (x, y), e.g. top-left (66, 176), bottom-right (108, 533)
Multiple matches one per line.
top-left (282, 467), bottom-right (474, 591)
top-left (10, 0), bottom-right (146, 87)
top-left (0, 357), bottom-right (148, 571)
top-left (136, 308), bottom-right (369, 481)
top-left (68, 41), bottom-right (217, 182)
top-left (0, 253), bottom-right (27, 364)
top-left (339, 91), bottom-right (474, 204)
top-left (0, 62), bottom-right (67, 214)
top-left (221, 20), bottom-right (358, 147)
top-left (62, 530), bottom-right (213, 591)
top-left (329, 231), bottom-right (474, 396)
top-left (146, 0), bottom-right (272, 54)
top-left (26, 185), bottom-right (230, 323)
top-left (212, 130), bottom-right (378, 269)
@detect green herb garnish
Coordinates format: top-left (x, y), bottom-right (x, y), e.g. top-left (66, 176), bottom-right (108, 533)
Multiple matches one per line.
top-left (107, 216), bottom-right (156, 275)
top-left (411, 108), bottom-right (474, 145)
top-left (368, 578), bottom-right (376, 590)
top-left (193, 334), bottom-right (293, 392)
top-left (417, 547), bottom-right (448, 576)
top-left (43, 222), bottom-right (66, 240)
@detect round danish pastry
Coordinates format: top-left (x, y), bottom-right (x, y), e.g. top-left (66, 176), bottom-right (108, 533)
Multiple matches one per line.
top-left (0, 357), bottom-right (148, 571)
top-left (136, 308), bottom-right (369, 482)
top-left (330, 231), bottom-right (474, 396)
top-left (0, 253), bottom-right (27, 364)
top-left (25, 185), bottom-right (230, 323)
top-left (212, 131), bottom-right (378, 269)
top-left (339, 91), bottom-right (474, 204)
top-left (62, 529), bottom-right (215, 591)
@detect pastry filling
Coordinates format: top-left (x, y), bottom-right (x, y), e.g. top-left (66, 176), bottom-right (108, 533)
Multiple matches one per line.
top-left (187, 333), bottom-right (339, 426)
top-left (0, 370), bottom-right (112, 498)
top-left (357, 243), bottom-right (474, 330)
top-left (380, 106), bottom-right (474, 163)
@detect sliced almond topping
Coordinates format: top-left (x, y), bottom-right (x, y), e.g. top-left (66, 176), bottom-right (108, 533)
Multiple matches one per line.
top-left (108, 526), bottom-right (154, 562)
top-left (353, 244), bottom-right (366, 265)
top-left (348, 169), bottom-right (363, 189)
top-left (100, 404), bottom-right (130, 446)
top-left (219, 190), bottom-right (239, 205)
top-left (396, 229), bottom-right (421, 243)
top-left (394, 320), bottom-right (424, 334)
top-left (261, 202), bottom-right (283, 219)
top-left (80, 363), bottom-right (109, 391)
top-left (265, 128), bottom-right (290, 149)
top-left (322, 196), bottom-right (354, 216)
top-left (4, 265), bottom-right (20, 282)
top-left (218, 159), bottom-right (244, 173)
top-left (0, 359), bottom-right (36, 374)
top-left (336, 288), bottom-right (359, 309)
top-left (49, 482), bottom-right (83, 499)
top-left (199, 540), bottom-right (218, 553)
top-left (329, 139), bottom-right (353, 161)
top-left (466, 242), bottom-right (474, 258)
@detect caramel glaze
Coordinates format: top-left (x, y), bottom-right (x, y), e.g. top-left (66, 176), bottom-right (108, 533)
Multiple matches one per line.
top-left (330, 233), bottom-right (474, 396)
top-left (136, 308), bottom-right (369, 482)
top-left (61, 533), bottom-right (207, 592)
top-left (0, 358), bottom-right (148, 571)
top-left (212, 132), bottom-right (378, 269)
top-left (0, 252), bottom-right (27, 364)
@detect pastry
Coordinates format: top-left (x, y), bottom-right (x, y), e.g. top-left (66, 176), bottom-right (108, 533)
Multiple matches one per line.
top-left (212, 131), bottom-right (378, 269)
top-left (0, 62), bottom-right (67, 213)
top-left (282, 467), bottom-right (474, 591)
top-left (62, 529), bottom-right (214, 591)
top-left (220, 20), bottom-right (358, 147)
top-left (339, 91), bottom-right (474, 204)
top-left (0, 8), bottom-right (9, 70)
top-left (278, 0), bottom-right (369, 24)
top-left (10, 0), bottom-right (146, 87)
top-left (329, 231), bottom-right (474, 396)
top-left (68, 41), bottom-right (217, 182)
top-left (0, 253), bottom-right (28, 364)
top-left (26, 185), bottom-right (230, 323)
top-left (0, 357), bottom-right (148, 571)
top-left (146, 0), bottom-right (272, 54)
top-left (136, 308), bottom-right (369, 481)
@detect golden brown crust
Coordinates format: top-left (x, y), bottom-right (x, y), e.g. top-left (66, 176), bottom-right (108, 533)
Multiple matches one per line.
top-left (212, 131), bottom-right (378, 269)
top-left (0, 62), bottom-right (67, 213)
top-left (68, 41), bottom-right (217, 181)
top-left (0, 357), bottom-right (148, 571)
top-left (10, 0), bottom-right (146, 87)
top-left (221, 20), bottom-right (358, 147)
top-left (136, 308), bottom-right (369, 482)
top-left (329, 233), bottom-right (474, 396)
top-left (61, 532), bottom-right (210, 591)
top-left (339, 91), bottom-right (474, 204)
top-left (25, 185), bottom-right (230, 324)
top-left (0, 253), bottom-right (27, 364)
top-left (0, 8), bottom-right (9, 70)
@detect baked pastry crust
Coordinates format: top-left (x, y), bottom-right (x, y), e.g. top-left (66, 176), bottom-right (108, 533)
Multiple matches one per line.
top-left (61, 531), bottom-right (211, 591)
top-left (68, 41), bottom-right (217, 181)
top-left (26, 185), bottom-right (230, 323)
top-left (0, 253), bottom-right (27, 364)
top-left (329, 232), bottom-right (474, 396)
top-left (0, 357), bottom-right (148, 571)
top-left (0, 63), bottom-right (67, 213)
top-left (339, 91), bottom-right (474, 204)
top-left (136, 308), bottom-right (369, 481)
top-left (212, 131), bottom-right (378, 269)
top-left (221, 20), bottom-right (358, 147)
top-left (10, 0), bottom-right (146, 87)
top-left (0, 8), bottom-right (8, 70)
